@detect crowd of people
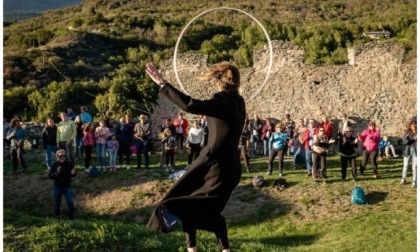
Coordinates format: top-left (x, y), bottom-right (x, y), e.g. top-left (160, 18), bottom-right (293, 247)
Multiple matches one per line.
top-left (4, 108), bottom-right (417, 186)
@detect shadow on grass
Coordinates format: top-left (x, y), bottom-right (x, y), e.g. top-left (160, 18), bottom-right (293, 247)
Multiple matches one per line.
top-left (365, 191), bottom-right (388, 204)
top-left (253, 233), bottom-right (320, 247)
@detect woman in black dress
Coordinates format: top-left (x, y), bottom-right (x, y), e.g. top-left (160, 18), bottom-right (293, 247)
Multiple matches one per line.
top-left (146, 62), bottom-right (245, 252)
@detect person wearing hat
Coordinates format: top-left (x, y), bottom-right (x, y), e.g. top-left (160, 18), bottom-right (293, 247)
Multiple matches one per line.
top-left (358, 121), bottom-right (381, 178)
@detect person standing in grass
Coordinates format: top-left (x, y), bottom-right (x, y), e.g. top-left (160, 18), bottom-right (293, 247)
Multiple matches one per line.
top-left (186, 120), bottom-right (205, 170)
top-left (358, 121), bottom-right (381, 178)
top-left (7, 118), bottom-right (28, 175)
top-left (107, 134), bottom-right (119, 172)
top-left (49, 149), bottom-right (77, 220)
top-left (57, 112), bottom-right (77, 164)
top-left (94, 119), bottom-right (111, 172)
top-left (266, 122), bottom-right (288, 177)
top-left (401, 120), bottom-right (417, 188)
top-left (83, 122), bottom-right (95, 173)
top-left (42, 118), bottom-right (58, 170)
top-left (161, 128), bottom-right (177, 172)
top-left (311, 127), bottom-right (335, 181)
top-left (146, 61), bottom-right (245, 252)
top-left (337, 127), bottom-right (358, 181)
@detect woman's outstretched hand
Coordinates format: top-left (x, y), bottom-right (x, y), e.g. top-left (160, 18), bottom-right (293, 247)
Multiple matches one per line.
top-left (146, 62), bottom-right (165, 86)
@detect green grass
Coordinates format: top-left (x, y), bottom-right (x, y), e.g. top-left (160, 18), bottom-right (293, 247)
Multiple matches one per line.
top-left (3, 149), bottom-right (417, 251)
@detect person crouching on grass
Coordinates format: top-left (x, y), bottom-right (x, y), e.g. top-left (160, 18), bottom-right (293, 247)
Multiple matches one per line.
top-left (48, 149), bottom-right (77, 219)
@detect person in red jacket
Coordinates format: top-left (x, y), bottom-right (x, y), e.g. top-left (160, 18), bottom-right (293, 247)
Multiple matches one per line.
top-left (300, 119), bottom-right (319, 177)
top-left (318, 115), bottom-right (334, 139)
top-left (358, 121), bottom-right (381, 178)
top-left (173, 112), bottom-right (189, 152)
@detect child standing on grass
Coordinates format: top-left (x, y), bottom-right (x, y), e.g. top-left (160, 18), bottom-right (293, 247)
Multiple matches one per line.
top-left (83, 123), bottom-right (95, 173)
top-left (161, 128), bottom-right (177, 173)
top-left (107, 134), bottom-right (119, 172)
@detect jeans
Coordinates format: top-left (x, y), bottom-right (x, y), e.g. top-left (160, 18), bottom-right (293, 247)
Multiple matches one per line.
top-left (53, 185), bottom-right (74, 219)
top-left (95, 143), bottom-right (107, 167)
top-left (44, 144), bottom-right (57, 169)
top-left (108, 149), bottom-right (117, 167)
top-left (402, 151), bottom-right (417, 183)
top-left (75, 136), bottom-right (83, 158)
top-left (250, 135), bottom-right (259, 156)
top-left (305, 149), bottom-right (313, 174)
top-left (263, 139), bottom-right (272, 156)
top-left (292, 147), bottom-right (301, 167)
top-left (136, 140), bottom-right (149, 169)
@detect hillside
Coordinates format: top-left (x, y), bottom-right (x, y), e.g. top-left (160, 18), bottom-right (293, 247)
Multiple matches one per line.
top-left (3, 0), bottom-right (416, 120)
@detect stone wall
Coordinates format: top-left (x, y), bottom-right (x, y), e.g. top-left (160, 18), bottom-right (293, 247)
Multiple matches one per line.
top-left (151, 41), bottom-right (417, 140)
top-left (20, 41), bottom-right (416, 150)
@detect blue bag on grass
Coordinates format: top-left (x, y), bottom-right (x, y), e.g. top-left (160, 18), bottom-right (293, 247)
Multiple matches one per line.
top-left (89, 166), bottom-right (99, 178)
top-left (351, 186), bottom-right (367, 205)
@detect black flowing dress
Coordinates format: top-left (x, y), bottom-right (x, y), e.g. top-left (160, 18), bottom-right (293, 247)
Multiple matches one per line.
top-left (147, 82), bottom-right (246, 233)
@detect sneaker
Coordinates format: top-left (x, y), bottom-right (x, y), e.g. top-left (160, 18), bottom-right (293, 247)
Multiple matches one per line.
top-left (279, 173), bottom-right (283, 177)
top-left (400, 179), bottom-right (407, 185)
top-left (126, 165), bottom-right (130, 170)
top-left (85, 168), bottom-right (90, 173)
top-left (266, 172), bottom-right (272, 176)
top-left (412, 182), bottom-right (416, 188)
top-left (373, 174), bottom-right (379, 179)
top-left (306, 173), bottom-right (312, 177)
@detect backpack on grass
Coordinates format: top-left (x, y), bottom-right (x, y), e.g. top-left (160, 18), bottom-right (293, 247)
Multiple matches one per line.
top-left (351, 186), bottom-right (367, 205)
top-left (89, 166), bottom-right (99, 178)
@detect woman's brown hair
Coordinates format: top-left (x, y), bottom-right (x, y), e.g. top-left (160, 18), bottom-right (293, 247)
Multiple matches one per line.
top-left (201, 61), bottom-right (240, 91)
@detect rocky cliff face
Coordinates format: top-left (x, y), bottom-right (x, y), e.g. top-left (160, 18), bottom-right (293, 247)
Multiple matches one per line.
top-left (151, 40), bottom-right (416, 138)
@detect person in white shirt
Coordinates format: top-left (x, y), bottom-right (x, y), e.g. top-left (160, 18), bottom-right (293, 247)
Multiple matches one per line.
top-left (186, 120), bottom-right (204, 169)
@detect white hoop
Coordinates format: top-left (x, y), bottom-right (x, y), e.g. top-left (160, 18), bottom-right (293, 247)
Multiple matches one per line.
top-left (173, 7), bottom-right (273, 103)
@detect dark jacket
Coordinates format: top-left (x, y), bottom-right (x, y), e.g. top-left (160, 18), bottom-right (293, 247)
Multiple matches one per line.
top-left (402, 130), bottom-right (416, 157)
top-left (42, 125), bottom-right (57, 147)
top-left (116, 124), bottom-right (133, 146)
top-left (48, 160), bottom-right (76, 187)
top-left (338, 135), bottom-right (358, 156)
top-left (147, 82), bottom-right (246, 233)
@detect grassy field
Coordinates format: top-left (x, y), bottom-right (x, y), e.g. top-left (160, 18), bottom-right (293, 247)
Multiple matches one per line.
top-left (3, 148), bottom-right (417, 251)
